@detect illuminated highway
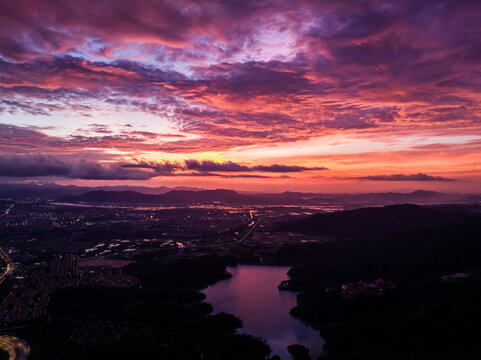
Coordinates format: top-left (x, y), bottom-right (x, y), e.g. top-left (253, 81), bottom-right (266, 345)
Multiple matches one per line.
top-left (0, 248), bottom-right (14, 286)
top-left (0, 205), bottom-right (28, 359)
top-left (237, 216), bottom-right (262, 243)
top-left (0, 204), bottom-right (15, 285)
top-left (0, 205), bottom-right (14, 219)
top-left (0, 335), bottom-right (30, 360)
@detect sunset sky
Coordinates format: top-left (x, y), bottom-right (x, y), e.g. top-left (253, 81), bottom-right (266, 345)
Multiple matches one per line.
top-left (1, 0), bottom-right (480, 192)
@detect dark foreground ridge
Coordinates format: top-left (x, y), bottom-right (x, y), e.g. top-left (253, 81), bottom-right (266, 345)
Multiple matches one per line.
top-left (281, 205), bottom-right (481, 359)
top-left (9, 257), bottom-right (275, 360)
top-left (282, 203), bottom-right (475, 238)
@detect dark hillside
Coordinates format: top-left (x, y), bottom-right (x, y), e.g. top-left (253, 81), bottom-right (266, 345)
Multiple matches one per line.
top-left (283, 204), bottom-right (473, 239)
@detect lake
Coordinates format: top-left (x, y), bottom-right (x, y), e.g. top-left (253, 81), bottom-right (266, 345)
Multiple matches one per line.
top-left (203, 264), bottom-right (324, 359)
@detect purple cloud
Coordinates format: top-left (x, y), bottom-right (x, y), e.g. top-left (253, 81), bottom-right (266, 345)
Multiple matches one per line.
top-left (0, 155), bottom-right (322, 180)
top-left (184, 160), bottom-right (327, 172)
top-left (354, 173), bottom-right (455, 182)
top-left (0, 155), bottom-right (161, 180)
top-left (0, 155), bottom-right (69, 177)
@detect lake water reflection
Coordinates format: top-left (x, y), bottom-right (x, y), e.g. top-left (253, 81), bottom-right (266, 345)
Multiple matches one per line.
top-left (203, 265), bottom-right (324, 359)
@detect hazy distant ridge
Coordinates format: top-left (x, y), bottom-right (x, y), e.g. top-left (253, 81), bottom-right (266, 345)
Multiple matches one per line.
top-left (0, 183), bottom-right (479, 206)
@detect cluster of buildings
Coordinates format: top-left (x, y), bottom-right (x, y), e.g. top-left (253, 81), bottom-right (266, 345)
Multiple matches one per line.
top-left (0, 254), bottom-right (139, 325)
top-left (441, 272), bottom-right (470, 282)
top-left (339, 279), bottom-right (386, 299)
top-left (50, 253), bottom-right (80, 277)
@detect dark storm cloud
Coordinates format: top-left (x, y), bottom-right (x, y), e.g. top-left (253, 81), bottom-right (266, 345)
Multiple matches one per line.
top-left (354, 173), bottom-right (454, 181)
top-left (184, 160), bottom-right (327, 172)
top-left (0, 153), bottom-right (324, 180)
top-left (0, 155), bottom-right (161, 180)
top-left (0, 155), bottom-right (69, 177)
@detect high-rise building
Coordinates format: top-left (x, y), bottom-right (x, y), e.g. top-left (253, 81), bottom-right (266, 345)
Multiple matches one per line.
top-left (50, 255), bottom-right (66, 277)
top-left (71, 254), bottom-right (80, 277)
top-left (50, 254), bottom-right (79, 277)
top-left (65, 253), bottom-right (73, 272)
top-left (64, 253), bottom-right (80, 277)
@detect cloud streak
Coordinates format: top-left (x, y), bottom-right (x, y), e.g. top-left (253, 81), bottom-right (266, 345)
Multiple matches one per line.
top-left (184, 160), bottom-right (327, 173)
top-left (354, 173), bottom-right (455, 182)
top-left (0, 155), bottom-right (324, 180)
top-left (0, 155), bottom-right (160, 180)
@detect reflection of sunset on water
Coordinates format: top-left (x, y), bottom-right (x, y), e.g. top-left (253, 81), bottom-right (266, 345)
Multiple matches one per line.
top-left (204, 265), bottom-right (324, 359)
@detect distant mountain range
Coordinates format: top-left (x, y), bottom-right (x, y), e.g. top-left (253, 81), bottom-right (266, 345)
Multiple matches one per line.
top-left (0, 182), bottom-right (480, 207)
top-left (59, 189), bottom-right (274, 205)
top-left (0, 183), bottom-right (201, 199)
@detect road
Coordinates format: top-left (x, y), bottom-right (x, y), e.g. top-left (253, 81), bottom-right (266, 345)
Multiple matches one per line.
top-left (0, 248), bottom-right (14, 286)
top-left (0, 336), bottom-right (30, 360)
top-left (0, 204), bottom-right (15, 285)
top-left (222, 215), bottom-right (262, 246)
top-left (0, 205), bottom-right (28, 359)
top-left (0, 205), bottom-right (14, 219)
top-left (212, 210), bottom-right (261, 247)
top-left (237, 216), bottom-right (262, 243)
